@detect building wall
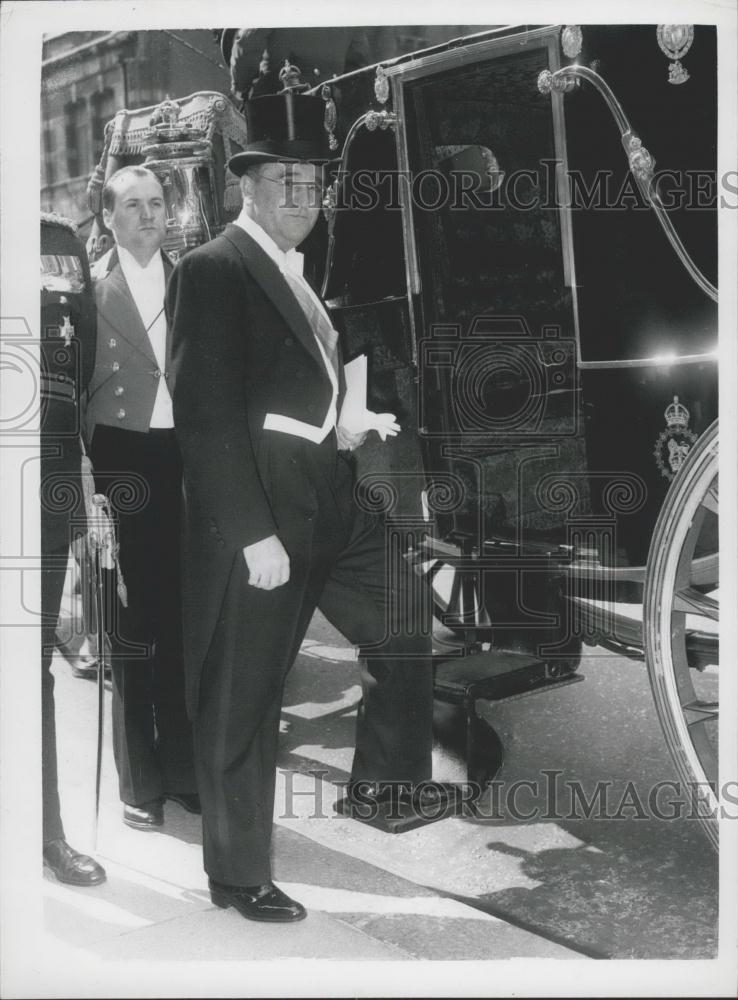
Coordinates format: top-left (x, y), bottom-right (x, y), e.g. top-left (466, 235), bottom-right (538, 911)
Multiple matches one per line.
top-left (40, 26), bottom-right (489, 227)
top-left (40, 30), bottom-right (231, 226)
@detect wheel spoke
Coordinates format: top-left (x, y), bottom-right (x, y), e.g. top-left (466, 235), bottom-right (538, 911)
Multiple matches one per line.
top-left (644, 420), bottom-right (719, 850)
top-left (690, 552), bottom-right (719, 587)
top-left (673, 587), bottom-right (719, 621)
top-left (701, 481), bottom-right (719, 515)
top-left (683, 700), bottom-right (719, 726)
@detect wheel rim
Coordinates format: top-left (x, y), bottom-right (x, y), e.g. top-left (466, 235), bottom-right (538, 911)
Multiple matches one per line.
top-left (644, 420), bottom-right (719, 850)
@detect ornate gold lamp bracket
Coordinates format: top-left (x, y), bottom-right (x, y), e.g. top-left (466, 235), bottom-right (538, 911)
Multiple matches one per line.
top-left (364, 109), bottom-right (397, 132)
top-left (362, 66), bottom-right (397, 132)
top-left (537, 69), bottom-right (578, 95)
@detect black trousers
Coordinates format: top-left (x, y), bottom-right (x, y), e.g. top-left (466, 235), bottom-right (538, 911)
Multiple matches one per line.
top-left (193, 433), bottom-right (434, 886)
top-left (40, 441), bottom-right (89, 844)
top-left (41, 543), bottom-right (68, 844)
top-left (90, 425), bottom-right (196, 805)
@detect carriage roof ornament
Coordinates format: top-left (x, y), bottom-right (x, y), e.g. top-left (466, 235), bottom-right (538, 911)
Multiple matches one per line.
top-left (279, 60), bottom-right (310, 92)
top-left (560, 26), bottom-right (583, 60)
top-left (149, 96), bottom-right (203, 144)
top-left (374, 64), bottom-right (390, 105)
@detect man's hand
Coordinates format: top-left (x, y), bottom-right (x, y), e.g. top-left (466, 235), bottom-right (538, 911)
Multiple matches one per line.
top-left (336, 425), bottom-right (369, 451)
top-left (243, 534), bottom-right (290, 589)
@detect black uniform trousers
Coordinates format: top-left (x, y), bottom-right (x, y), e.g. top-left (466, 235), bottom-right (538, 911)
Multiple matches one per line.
top-left (40, 441), bottom-right (87, 845)
top-left (90, 425), bottom-right (196, 805)
top-left (41, 542), bottom-right (69, 844)
top-left (194, 432), bottom-right (434, 886)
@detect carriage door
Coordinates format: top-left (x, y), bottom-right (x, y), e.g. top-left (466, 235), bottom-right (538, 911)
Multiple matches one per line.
top-left (395, 30), bottom-right (587, 551)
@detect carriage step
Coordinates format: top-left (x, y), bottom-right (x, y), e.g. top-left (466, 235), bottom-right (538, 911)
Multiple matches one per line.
top-left (433, 649), bottom-right (581, 707)
top-left (432, 650), bottom-right (583, 793)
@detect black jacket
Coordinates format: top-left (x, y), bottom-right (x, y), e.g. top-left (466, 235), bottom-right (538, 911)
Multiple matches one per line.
top-left (168, 223), bottom-right (343, 712)
top-left (40, 215), bottom-right (96, 552)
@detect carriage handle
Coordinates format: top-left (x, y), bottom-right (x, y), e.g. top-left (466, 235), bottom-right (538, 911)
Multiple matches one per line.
top-left (538, 64), bottom-right (718, 303)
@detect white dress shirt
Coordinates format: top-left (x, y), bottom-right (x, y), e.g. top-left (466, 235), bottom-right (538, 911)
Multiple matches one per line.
top-left (117, 245), bottom-right (173, 428)
top-left (233, 211), bottom-right (338, 443)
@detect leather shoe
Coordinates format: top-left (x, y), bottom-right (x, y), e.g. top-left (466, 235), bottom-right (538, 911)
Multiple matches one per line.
top-left (43, 839), bottom-right (106, 887)
top-left (123, 799), bottom-right (164, 830)
top-left (164, 792), bottom-right (201, 814)
top-left (209, 879), bottom-right (306, 922)
top-left (347, 780), bottom-right (449, 811)
top-left (70, 656), bottom-right (99, 680)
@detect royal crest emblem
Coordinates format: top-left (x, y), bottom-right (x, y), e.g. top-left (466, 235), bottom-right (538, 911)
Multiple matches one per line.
top-left (654, 396), bottom-right (698, 480)
top-left (656, 24), bottom-right (694, 85)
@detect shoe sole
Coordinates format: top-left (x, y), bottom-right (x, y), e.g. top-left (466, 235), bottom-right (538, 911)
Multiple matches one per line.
top-left (210, 890), bottom-right (307, 922)
top-left (123, 817), bottom-right (163, 831)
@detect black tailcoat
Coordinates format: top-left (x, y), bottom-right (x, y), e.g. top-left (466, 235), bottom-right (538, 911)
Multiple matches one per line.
top-left (169, 224), bottom-right (338, 712)
top-left (169, 223), bottom-right (433, 885)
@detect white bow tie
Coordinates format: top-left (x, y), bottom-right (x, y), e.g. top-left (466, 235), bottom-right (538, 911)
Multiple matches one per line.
top-left (283, 249), bottom-right (304, 277)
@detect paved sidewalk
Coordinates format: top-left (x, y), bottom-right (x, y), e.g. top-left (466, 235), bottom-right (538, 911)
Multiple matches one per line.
top-left (26, 604), bottom-right (722, 996)
top-left (35, 614), bottom-right (583, 997)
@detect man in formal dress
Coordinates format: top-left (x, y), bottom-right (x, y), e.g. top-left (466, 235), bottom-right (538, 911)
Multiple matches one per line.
top-left (85, 166), bottom-right (199, 830)
top-left (40, 214), bottom-right (107, 885)
top-left (168, 90), bottom-right (440, 923)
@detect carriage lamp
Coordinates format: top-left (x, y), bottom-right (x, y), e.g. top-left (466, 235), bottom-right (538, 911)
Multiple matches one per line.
top-left (142, 97), bottom-right (220, 259)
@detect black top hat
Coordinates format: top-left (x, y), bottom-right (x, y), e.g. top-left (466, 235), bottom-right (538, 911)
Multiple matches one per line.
top-left (227, 91), bottom-right (337, 175)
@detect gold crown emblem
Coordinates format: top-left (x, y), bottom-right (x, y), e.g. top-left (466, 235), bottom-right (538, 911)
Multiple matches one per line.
top-left (664, 395), bottom-right (690, 430)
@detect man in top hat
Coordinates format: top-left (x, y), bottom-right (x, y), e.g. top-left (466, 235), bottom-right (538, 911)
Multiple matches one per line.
top-left (168, 89), bottom-right (440, 922)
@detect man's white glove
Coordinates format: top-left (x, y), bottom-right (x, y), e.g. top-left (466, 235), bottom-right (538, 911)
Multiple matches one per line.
top-left (337, 413), bottom-right (401, 449)
top-left (368, 412), bottom-right (401, 442)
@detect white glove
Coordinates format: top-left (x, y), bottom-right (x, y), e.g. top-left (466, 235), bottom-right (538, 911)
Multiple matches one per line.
top-left (368, 412), bottom-right (401, 441)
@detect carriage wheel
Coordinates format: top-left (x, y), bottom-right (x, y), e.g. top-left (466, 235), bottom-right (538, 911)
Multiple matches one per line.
top-left (644, 420), bottom-right (719, 851)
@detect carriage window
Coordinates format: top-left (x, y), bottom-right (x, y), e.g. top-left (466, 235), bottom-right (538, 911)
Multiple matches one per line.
top-left (404, 47), bottom-right (574, 340)
top-left (402, 45), bottom-right (584, 542)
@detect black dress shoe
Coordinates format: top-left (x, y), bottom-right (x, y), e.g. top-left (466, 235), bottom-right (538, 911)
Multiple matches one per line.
top-left (209, 879), bottom-right (307, 922)
top-left (70, 656), bottom-right (99, 680)
top-left (123, 799), bottom-right (164, 830)
top-left (347, 780), bottom-right (449, 811)
top-left (43, 839), bottom-right (106, 887)
top-left (164, 792), bottom-right (201, 814)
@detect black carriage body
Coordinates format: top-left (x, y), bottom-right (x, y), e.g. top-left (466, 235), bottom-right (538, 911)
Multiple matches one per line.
top-left (311, 24), bottom-right (718, 661)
